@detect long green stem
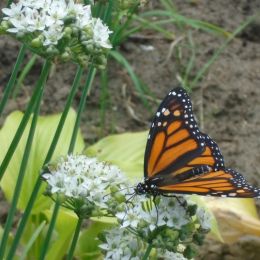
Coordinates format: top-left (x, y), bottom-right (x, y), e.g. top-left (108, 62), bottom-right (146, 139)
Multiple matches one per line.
top-left (0, 44), bottom-right (26, 116)
top-left (39, 201), bottom-right (60, 260)
top-left (12, 54), bottom-right (37, 99)
top-left (7, 66), bottom-right (84, 260)
top-left (0, 61), bottom-right (52, 181)
top-left (103, 0), bottom-right (114, 23)
top-left (142, 243), bottom-right (153, 260)
top-left (66, 217), bottom-right (83, 260)
top-left (0, 60), bottom-right (50, 260)
top-left (68, 65), bottom-right (96, 153)
top-left (7, 0), bottom-right (13, 7)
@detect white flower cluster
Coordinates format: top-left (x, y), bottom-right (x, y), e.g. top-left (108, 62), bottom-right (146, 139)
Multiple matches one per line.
top-left (116, 196), bottom-right (190, 232)
top-left (99, 228), bottom-right (146, 260)
top-left (111, 195), bottom-right (211, 258)
top-left (1, 0), bottom-right (112, 68)
top-left (100, 227), bottom-right (189, 259)
top-left (42, 154), bottom-right (129, 217)
top-left (161, 251), bottom-right (188, 260)
top-left (196, 208), bottom-right (212, 231)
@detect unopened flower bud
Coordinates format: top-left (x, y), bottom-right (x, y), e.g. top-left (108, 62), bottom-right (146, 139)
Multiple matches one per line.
top-left (31, 37), bottom-right (43, 48)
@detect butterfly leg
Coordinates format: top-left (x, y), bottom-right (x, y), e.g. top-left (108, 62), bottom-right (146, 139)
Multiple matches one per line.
top-left (161, 193), bottom-right (187, 208)
top-left (152, 195), bottom-right (159, 227)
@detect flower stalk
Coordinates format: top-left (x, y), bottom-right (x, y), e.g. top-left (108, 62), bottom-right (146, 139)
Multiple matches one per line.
top-left (6, 66), bottom-right (83, 259)
top-left (66, 217), bottom-right (83, 260)
top-left (0, 60), bottom-right (51, 260)
top-left (0, 44), bottom-right (26, 116)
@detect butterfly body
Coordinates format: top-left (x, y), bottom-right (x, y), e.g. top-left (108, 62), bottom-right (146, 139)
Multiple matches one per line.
top-left (138, 87), bottom-right (260, 198)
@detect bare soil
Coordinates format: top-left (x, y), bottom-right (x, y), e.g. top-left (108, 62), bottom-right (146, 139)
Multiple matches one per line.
top-left (0, 0), bottom-right (260, 259)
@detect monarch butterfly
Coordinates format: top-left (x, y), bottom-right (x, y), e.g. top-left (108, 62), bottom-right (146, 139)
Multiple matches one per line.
top-left (135, 87), bottom-right (260, 198)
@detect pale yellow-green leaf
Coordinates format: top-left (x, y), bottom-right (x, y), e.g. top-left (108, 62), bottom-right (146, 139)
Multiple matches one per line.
top-left (85, 131), bottom-right (147, 180)
top-left (76, 220), bottom-right (115, 260)
top-left (43, 208), bottom-right (77, 260)
top-left (0, 109), bottom-right (85, 213)
top-left (0, 225), bottom-right (13, 259)
top-left (204, 197), bottom-right (260, 243)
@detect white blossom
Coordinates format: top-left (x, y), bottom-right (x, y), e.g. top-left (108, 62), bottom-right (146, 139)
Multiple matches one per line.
top-left (43, 25), bottom-right (64, 46)
top-left (161, 251), bottom-right (188, 260)
top-left (92, 18), bottom-right (112, 48)
top-left (1, 0), bottom-right (112, 48)
top-left (2, 3), bottom-right (23, 19)
top-left (42, 155), bottom-right (128, 212)
top-left (100, 228), bottom-right (145, 260)
top-left (116, 196), bottom-right (190, 232)
top-left (196, 208), bottom-right (212, 230)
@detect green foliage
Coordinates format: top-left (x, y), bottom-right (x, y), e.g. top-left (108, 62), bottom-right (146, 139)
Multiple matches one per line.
top-left (76, 221), bottom-right (115, 260)
top-left (0, 109), bottom-right (84, 212)
top-left (85, 131), bottom-right (146, 179)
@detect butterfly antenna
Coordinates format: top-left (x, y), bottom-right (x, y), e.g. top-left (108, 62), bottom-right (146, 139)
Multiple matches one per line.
top-left (102, 185), bottom-right (136, 200)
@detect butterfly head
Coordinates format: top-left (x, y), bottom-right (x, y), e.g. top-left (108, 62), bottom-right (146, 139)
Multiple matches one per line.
top-left (135, 180), bottom-right (160, 196)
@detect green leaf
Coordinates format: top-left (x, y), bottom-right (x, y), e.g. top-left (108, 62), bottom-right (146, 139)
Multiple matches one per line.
top-left (44, 209), bottom-right (78, 260)
top-left (0, 109), bottom-right (85, 213)
top-left (76, 220), bottom-right (115, 260)
top-left (85, 131), bottom-right (147, 180)
top-left (0, 225), bottom-right (13, 258)
top-left (204, 197), bottom-right (260, 243)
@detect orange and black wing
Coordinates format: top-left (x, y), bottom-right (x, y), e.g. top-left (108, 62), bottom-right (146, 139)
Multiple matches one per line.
top-left (144, 87), bottom-right (209, 179)
top-left (187, 133), bottom-right (225, 171)
top-left (157, 168), bottom-right (260, 198)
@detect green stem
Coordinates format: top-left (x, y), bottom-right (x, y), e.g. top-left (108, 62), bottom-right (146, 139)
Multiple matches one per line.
top-left (142, 243), bottom-right (153, 260)
top-left (0, 60), bottom-right (49, 260)
top-left (7, 0), bottom-right (13, 7)
top-left (103, 0), bottom-right (114, 23)
top-left (12, 54), bottom-right (37, 99)
top-left (6, 66), bottom-right (84, 260)
top-left (0, 44), bottom-right (26, 116)
top-left (0, 60), bottom-right (51, 181)
top-left (66, 217), bottom-right (83, 260)
top-left (68, 65), bottom-right (96, 153)
top-left (39, 201), bottom-right (60, 260)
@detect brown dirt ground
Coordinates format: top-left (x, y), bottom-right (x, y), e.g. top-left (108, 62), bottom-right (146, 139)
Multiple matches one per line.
top-left (0, 0), bottom-right (260, 259)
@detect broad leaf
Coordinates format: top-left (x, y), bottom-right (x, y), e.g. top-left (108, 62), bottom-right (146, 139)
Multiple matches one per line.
top-left (0, 109), bottom-right (85, 213)
top-left (85, 131), bottom-right (147, 180)
top-left (44, 209), bottom-right (78, 260)
top-left (76, 220), bottom-right (115, 260)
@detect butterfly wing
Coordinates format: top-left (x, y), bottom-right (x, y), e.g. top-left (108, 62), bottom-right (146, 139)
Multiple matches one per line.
top-left (157, 168), bottom-right (260, 198)
top-left (144, 87), bottom-right (206, 179)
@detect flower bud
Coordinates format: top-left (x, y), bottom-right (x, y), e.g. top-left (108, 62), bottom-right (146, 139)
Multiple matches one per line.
top-left (16, 32), bottom-right (25, 40)
top-left (61, 51), bottom-right (71, 61)
top-left (193, 233), bottom-right (205, 246)
top-left (64, 27), bottom-right (73, 39)
top-left (31, 37), bottom-right (43, 48)
top-left (183, 245), bottom-right (197, 259)
top-left (46, 46), bottom-right (59, 56)
top-left (0, 21), bottom-right (9, 33)
top-left (114, 193), bottom-right (126, 203)
top-left (187, 204), bottom-right (197, 216)
top-left (63, 15), bottom-right (76, 26)
top-left (110, 185), bottom-right (119, 194)
top-left (165, 229), bottom-right (179, 241)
